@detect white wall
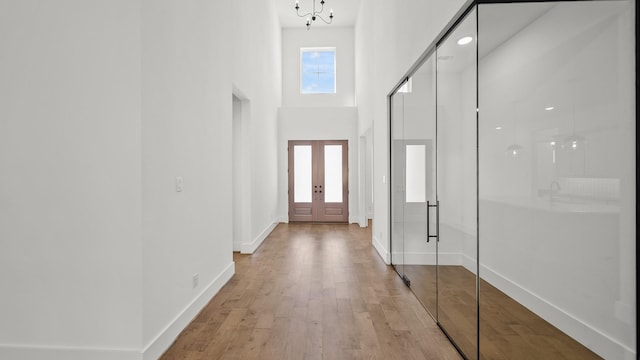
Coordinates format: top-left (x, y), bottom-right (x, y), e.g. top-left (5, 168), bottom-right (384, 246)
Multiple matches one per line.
top-left (140, 0), bottom-right (237, 357)
top-left (0, 0), bottom-right (282, 359)
top-left (233, 0), bottom-right (282, 254)
top-left (0, 1), bottom-right (143, 359)
top-left (282, 27), bottom-right (355, 107)
top-left (354, 0), bottom-right (466, 262)
top-left (279, 25), bottom-right (358, 223)
top-left (278, 107), bottom-right (359, 223)
top-left (141, 0), bottom-right (282, 357)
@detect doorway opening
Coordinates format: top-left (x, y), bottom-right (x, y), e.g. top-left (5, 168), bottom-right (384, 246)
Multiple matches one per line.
top-left (288, 140), bottom-right (348, 222)
top-left (232, 93), bottom-right (250, 252)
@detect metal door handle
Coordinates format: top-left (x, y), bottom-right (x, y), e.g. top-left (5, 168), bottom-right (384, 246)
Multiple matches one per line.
top-left (426, 200), bottom-right (439, 242)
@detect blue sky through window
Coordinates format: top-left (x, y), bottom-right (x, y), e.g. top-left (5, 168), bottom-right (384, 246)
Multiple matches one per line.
top-left (301, 49), bottom-right (335, 94)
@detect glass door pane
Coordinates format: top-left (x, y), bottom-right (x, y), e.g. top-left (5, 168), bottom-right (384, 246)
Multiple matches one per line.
top-left (478, 2), bottom-right (635, 359)
top-left (294, 145), bottom-right (313, 203)
top-left (405, 144), bottom-right (426, 203)
top-left (323, 145), bottom-right (343, 203)
top-left (436, 7), bottom-right (478, 360)
top-left (317, 140), bottom-right (349, 222)
top-left (401, 53), bottom-right (438, 319)
top-left (390, 89), bottom-right (406, 277)
top-left (289, 140), bottom-right (348, 223)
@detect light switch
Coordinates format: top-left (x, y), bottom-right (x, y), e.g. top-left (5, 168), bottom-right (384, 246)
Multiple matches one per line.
top-left (382, 175), bottom-right (386, 184)
top-left (176, 177), bottom-right (183, 192)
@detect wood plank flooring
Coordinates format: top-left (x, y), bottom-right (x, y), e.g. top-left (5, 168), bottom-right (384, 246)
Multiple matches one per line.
top-left (402, 265), bottom-right (601, 360)
top-left (160, 222), bottom-right (461, 360)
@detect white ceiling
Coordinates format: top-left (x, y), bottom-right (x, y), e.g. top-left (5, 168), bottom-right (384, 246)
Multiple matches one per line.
top-left (274, 0), bottom-right (361, 29)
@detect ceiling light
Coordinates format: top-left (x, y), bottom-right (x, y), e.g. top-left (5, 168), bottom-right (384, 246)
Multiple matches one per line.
top-left (506, 102), bottom-right (523, 158)
top-left (495, 126), bottom-right (502, 130)
top-left (295, 0), bottom-right (333, 30)
top-left (563, 134), bottom-right (586, 151)
top-left (563, 79), bottom-right (585, 150)
top-left (545, 106), bottom-right (555, 111)
top-left (457, 36), bottom-right (473, 46)
top-left (507, 144), bottom-right (523, 157)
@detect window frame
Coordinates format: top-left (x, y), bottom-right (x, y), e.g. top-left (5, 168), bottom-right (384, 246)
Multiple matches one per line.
top-left (300, 47), bottom-right (337, 94)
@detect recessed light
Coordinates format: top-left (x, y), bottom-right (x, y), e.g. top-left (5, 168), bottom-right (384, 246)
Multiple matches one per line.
top-left (457, 36), bottom-right (473, 46)
top-left (545, 106), bottom-right (555, 111)
top-left (495, 126), bottom-right (502, 130)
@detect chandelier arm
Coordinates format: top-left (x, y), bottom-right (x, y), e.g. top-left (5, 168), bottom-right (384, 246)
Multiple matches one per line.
top-left (294, 0), bottom-right (332, 28)
top-left (296, 9), bottom-right (313, 18)
top-left (316, 14), bottom-right (333, 24)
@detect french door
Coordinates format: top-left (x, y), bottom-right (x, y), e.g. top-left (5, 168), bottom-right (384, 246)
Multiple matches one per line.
top-left (288, 140), bottom-right (348, 223)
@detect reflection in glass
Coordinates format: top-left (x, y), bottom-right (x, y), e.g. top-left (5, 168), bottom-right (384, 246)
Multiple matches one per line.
top-left (406, 145), bottom-right (426, 203)
top-left (400, 54), bottom-right (438, 318)
top-left (478, 1), bottom-right (635, 359)
top-left (294, 145), bottom-right (312, 203)
top-left (324, 145), bottom-right (343, 203)
top-left (391, 92), bottom-right (406, 273)
top-left (436, 7), bottom-right (478, 360)
top-left (389, 1), bottom-right (635, 359)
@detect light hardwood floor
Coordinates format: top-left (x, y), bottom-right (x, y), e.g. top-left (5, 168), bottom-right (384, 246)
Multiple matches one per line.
top-left (160, 222), bottom-right (461, 360)
top-left (403, 265), bottom-right (602, 360)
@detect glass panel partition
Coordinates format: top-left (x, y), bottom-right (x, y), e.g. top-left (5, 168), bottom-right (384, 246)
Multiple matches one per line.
top-left (391, 89), bottom-right (406, 279)
top-left (436, 7), bottom-right (478, 359)
top-left (401, 54), bottom-right (438, 318)
top-left (478, 2), bottom-right (636, 359)
top-left (389, 1), bottom-right (635, 360)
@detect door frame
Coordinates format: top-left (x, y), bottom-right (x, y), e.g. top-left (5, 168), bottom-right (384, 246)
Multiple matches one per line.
top-left (288, 140), bottom-right (349, 223)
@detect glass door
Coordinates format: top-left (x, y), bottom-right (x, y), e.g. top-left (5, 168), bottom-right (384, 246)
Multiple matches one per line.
top-left (436, 7), bottom-right (478, 360)
top-left (391, 88), bottom-right (406, 280)
top-left (401, 54), bottom-right (438, 318)
top-left (288, 140), bottom-right (349, 222)
top-left (390, 53), bottom-right (438, 317)
top-left (477, 2), bottom-right (635, 359)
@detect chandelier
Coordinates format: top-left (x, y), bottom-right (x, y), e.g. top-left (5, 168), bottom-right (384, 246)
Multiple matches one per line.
top-left (295, 0), bottom-right (333, 30)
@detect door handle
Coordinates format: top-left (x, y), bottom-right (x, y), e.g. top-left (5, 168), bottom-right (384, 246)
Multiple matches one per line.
top-left (426, 200), bottom-right (439, 242)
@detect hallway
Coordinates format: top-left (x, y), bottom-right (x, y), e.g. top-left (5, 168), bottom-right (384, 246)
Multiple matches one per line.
top-left (161, 223), bottom-right (461, 359)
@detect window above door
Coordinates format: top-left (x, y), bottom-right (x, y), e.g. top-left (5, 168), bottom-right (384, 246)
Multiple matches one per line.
top-left (300, 47), bottom-right (336, 94)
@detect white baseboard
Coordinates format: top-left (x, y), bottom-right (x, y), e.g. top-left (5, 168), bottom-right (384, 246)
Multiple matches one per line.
top-left (276, 215), bottom-right (288, 224)
top-left (0, 263), bottom-right (236, 360)
top-left (480, 263), bottom-right (636, 360)
top-left (0, 345), bottom-right (141, 360)
top-left (142, 262), bottom-right (235, 360)
top-left (462, 253), bottom-right (477, 275)
top-left (372, 235), bottom-right (389, 264)
top-left (241, 221), bottom-right (277, 254)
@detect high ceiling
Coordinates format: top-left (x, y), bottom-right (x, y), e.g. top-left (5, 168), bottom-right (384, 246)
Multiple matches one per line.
top-left (274, 0), bottom-right (362, 29)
